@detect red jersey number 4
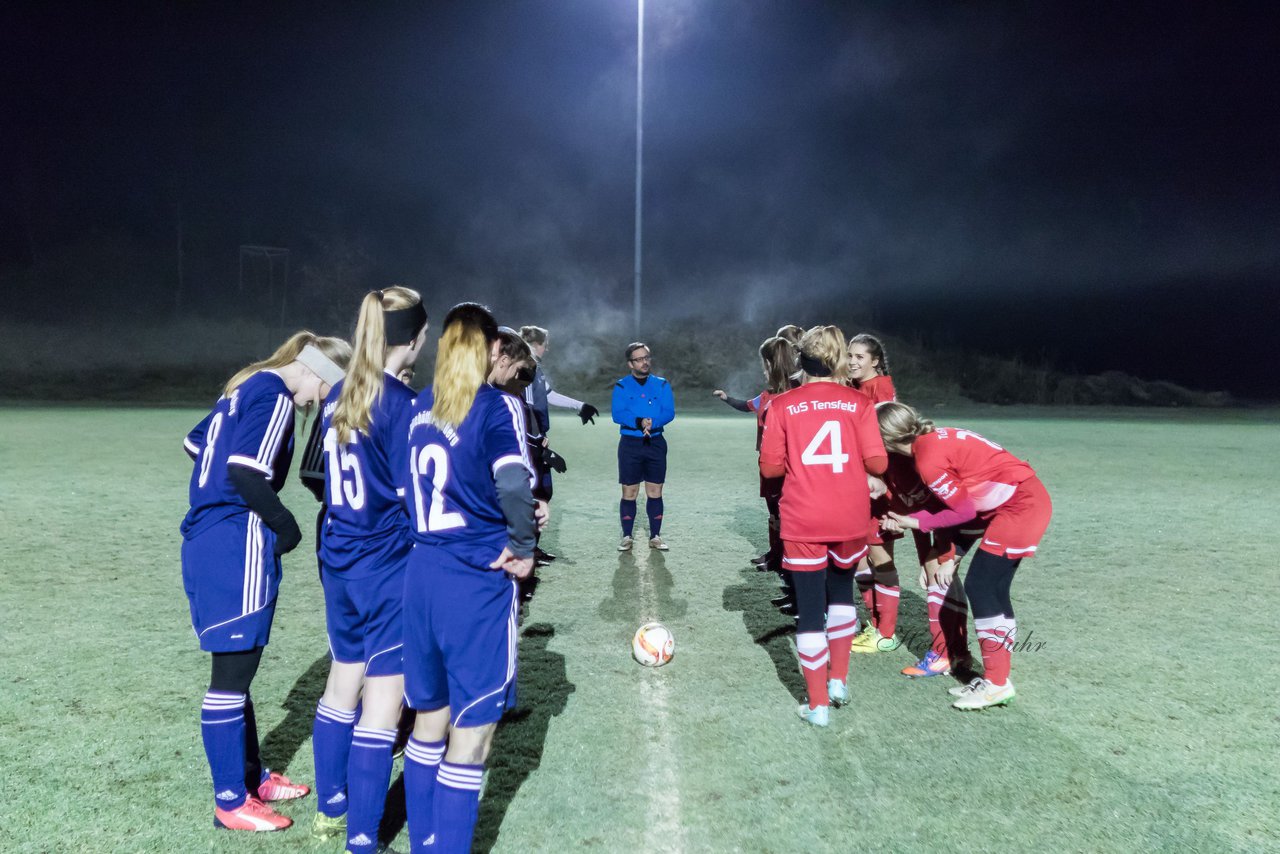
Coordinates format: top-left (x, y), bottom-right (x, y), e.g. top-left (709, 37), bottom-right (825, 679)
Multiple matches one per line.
top-left (801, 421), bottom-right (850, 472)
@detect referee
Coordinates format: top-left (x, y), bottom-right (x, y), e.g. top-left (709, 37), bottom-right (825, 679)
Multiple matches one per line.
top-left (611, 342), bottom-right (675, 551)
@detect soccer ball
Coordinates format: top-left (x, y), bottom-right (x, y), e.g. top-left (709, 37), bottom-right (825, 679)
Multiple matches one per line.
top-left (632, 622), bottom-right (675, 667)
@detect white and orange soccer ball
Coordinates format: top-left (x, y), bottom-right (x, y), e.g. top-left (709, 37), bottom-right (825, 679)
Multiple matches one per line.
top-left (631, 622), bottom-right (675, 667)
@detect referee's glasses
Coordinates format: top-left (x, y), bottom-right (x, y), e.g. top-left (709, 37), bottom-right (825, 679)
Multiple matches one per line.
top-left (629, 355), bottom-right (652, 364)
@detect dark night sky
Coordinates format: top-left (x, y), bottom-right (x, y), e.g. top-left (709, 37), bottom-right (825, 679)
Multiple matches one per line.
top-left (2, 1), bottom-right (1278, 396)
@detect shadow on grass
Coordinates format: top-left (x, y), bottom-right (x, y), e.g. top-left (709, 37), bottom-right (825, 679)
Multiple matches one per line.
top-left (473, 623), bottom-right (575, 852)
top-left (598, 550), bottom-right (688, 625)
top-left (722, 567), bottom-right (805, 703)
top-left (260, 653), bottom-right (329, 774)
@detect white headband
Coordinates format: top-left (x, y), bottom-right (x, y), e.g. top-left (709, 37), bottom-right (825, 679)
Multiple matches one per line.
top-left (296, 344), bottom-right (345, 386)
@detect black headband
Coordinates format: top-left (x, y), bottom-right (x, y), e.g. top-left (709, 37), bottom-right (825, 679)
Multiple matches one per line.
top-left (799, 352), bottom-right (834, 377)
top-left (384, 302), bottom-right (428, 346)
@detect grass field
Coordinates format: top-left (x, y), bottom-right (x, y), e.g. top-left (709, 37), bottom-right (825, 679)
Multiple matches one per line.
top-left (2, 405), bottom-right (1278, 853)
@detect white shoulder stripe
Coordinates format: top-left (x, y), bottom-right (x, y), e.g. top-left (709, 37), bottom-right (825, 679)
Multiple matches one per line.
top-left (500, 395), bottom-right (536, 485)
top-left (256, 394), bottom-right (293, 469)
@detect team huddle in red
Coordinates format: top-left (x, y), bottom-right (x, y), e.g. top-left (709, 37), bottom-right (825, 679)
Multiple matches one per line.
top-left (720, 324), bottom-right (1052, 726)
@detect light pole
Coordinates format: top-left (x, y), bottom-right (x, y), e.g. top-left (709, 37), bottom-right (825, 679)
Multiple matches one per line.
top-left (633, 0), bottom-right (644, 336)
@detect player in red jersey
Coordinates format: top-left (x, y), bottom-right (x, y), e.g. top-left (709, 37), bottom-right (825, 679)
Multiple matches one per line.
top-left (843, 334), bottom-right (901, 652)
top-left (759, 326), bottom-right (887, 727)
top-left (876, 402), bottom-right (1052, 710)
top-left (847, 333), bottom-right (896, 404)
top-left (713, 336), bottom-right (798, 582)
top-left (873, 454), bottom-right (976, 678)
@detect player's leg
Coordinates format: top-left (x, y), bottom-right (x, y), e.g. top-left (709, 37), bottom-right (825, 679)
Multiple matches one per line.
top-left (786, 540), bottom-right (835, 724)
top-left (433, 569), bottom-right (520, 851)
top-left (644, 436), bottom-right (668, 547)
top-left (954, 549), bottom-right (1020, 709)
top-left (824, 556), bottom-right (859, 705)
top-left (618, 438), bottom-right (641, 548)
top-left (185, 520), bottom-right (293, 831)
top-left (403, 549), bottom-right (450, 852)
top-left (344, 565), bottom-right (408, 854)
top-left (312, 568), bottom-right (363, 836)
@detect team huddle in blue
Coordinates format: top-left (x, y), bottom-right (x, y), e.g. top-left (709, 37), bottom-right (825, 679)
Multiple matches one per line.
top-left (178, 292), bottom-right (638, 853)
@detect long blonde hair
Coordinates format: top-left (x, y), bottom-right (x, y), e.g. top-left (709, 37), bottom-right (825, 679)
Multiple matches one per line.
top-left (332, 286), bottom-right (425, 442)
top-left (876, 401), bottom-right (935, 448)
top-left (223, 331), bottom-right (351, 396)
top-left (798, 325), bottom-right (849, 383)
top-left (432, 302), bottom-right (499, 429)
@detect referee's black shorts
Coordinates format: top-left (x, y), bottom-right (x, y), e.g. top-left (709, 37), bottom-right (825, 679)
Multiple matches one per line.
top-left (617, 434), bottom-right (667, 485)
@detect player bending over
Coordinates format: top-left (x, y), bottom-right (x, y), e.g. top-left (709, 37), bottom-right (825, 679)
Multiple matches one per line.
top-left (181, 331), bottom-right (349, 831)
top-left (877, 402), bottom-right (1052, 710)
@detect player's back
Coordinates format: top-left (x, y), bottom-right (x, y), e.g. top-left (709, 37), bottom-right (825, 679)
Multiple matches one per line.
top-left (914, 428), bottom-right (1035, 513)
top-left (182, 371), bottom-right (295, 537)
top-left (319, 374), bottom-right (416, 573)
top-left (764, 382), bottom-right (883, 542)
top-left (405, 383), bottom-right (532, 566)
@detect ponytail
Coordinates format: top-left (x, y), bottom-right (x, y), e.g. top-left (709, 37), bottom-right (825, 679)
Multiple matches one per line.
top-left (432, 302), bottom-right (499, 429)
top-left (332, 286), bottom-right (425, 442)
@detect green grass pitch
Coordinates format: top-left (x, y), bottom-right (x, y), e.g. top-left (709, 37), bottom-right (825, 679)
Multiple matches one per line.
top-left (1, 405), bottom-right (1277, 852)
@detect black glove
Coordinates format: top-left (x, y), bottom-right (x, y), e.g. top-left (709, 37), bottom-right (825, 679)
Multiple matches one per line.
top-left (541, 447), bottom-right (568, 474)
top-left (578, 403), bottom-right (599, 425)
top-left (269, 510), bottom-right (303, 556)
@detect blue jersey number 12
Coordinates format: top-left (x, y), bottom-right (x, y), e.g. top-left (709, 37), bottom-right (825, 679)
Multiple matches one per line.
top-left (412, 443), bottom-right (465, 533)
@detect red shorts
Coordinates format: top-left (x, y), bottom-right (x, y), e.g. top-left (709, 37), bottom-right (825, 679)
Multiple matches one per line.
top-left (782, 539), bottom-right (868, 573)
top-left (978, 475), bottom-right (1052, 558)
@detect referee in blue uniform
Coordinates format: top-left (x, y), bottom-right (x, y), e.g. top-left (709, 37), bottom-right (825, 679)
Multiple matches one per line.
top-left (611, 342), bottom-right (675, 551)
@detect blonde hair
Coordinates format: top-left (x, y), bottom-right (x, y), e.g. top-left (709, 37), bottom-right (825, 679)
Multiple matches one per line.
top-left (223, 331), bottom-right (351, 396)
top-left (759, 336), bottom-right (796, 395)
top-left (798, 325), bottom-right (849, 383)
top-left (332, 286), bottom-right (425, 442)
top-left (876, 401), bottom-right (935, 447)
top-left (432, 303), bottom-right (499, 429)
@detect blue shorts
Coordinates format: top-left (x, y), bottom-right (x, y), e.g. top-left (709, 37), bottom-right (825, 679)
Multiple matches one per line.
top-left (321, 559), bottom-right (405, 677)
top-left (402, 544), bottom-right (519, 727)
top-left (618, 434), bottom-right (667, 485)
top-left (181, 513), bottom-right (280, 653)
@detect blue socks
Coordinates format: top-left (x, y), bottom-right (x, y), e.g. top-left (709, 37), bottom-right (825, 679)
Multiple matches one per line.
top-left (434, 762), bottom-right (485, 853)
top-left (202, 690), bottom-right (247, 810)
top-left (346, 726), bottom-right (396, 853)
top-left (646, 497), bottom-right (664, 537)
top-left (405, 737), bottom-right (445, 851)
top-left (620, 499), bottom-right (637, 537)
top-left (312, 700), bottom-right (357, 817)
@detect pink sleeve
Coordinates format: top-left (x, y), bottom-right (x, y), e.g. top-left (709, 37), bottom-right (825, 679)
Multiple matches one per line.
top-left (909, 498), bottom-right (977, 532)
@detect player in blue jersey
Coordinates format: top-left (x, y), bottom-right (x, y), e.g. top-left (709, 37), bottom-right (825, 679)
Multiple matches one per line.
top-left (400, 303), bottom-right (542, 854)
top-left (181, 331), bottom-right (349, 832)
top-left (517, 325), bottom-right (596, 565)
top-left (305, 288), bottom-right (430, 851)
top-left (611, 341), bottom-right (675, 551)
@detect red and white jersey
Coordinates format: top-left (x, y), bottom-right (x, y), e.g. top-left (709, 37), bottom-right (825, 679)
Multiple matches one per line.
top-left (759, 382), bottom-right (885, 542)
top-left (911, 428), bottom-right (1036, 513)
top-left (856, 374), bottom-right (897, 404)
